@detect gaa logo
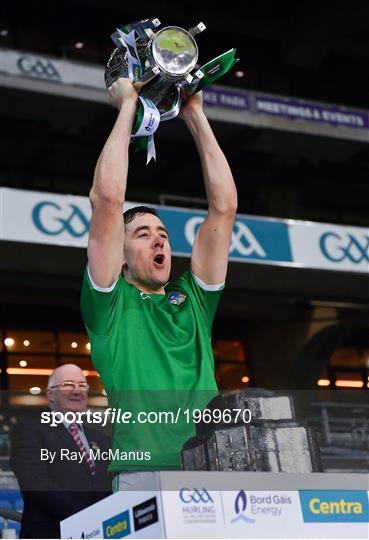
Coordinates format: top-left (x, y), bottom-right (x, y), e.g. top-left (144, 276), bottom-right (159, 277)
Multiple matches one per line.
top-left (185, 216), bottom-right (266, 258)
top-left (32, 201), bottom-right (90, 237)
top-left (17, 55), bottom-right (61, 80)
top-left (319, 232), bottom-right (369, 264)
top-left (179, 488), bottom-right (214, 504)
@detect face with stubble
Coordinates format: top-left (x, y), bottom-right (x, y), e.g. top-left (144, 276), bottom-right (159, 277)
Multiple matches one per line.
top-left (122, 213), bottom-right (172, 294)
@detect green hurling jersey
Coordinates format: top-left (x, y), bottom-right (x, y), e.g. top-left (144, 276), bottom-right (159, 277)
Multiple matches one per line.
top-left (80, 268), bottom-right (223, 473)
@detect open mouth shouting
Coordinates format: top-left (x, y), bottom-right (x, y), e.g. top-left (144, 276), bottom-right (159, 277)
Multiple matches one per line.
top-left (153, 253), bottom-right (165, 269)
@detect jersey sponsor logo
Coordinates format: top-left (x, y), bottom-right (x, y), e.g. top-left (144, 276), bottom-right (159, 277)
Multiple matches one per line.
top-left (32, 201), bottom-right (90, 237)
top-left (140, 292), bottom-right (151, 300)
top-left (319, 231), bottom-right (369, 263)
top-left (168, 291), bottom-right (187, 305)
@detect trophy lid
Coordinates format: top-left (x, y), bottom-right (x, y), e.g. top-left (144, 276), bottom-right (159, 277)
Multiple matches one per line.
top-left (151, 26), bottom-right (198, 77)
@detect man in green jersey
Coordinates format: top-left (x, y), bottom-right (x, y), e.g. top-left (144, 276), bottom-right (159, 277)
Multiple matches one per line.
top-left (81, 78), bottom-right (237, 489)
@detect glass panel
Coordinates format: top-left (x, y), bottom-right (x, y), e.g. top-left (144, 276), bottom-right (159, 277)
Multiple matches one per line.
top-left (329, 347), bottom-right (369, 368)
top-left (213, 340), bottom-right (245, 362)
top-left (8, 374), bottom-right (48, 393)
top-left (86, 376), bottom-right (103, 394)
top-left (332, 370), bottom-right (364, 381)
top-left (88, 395), bottom-right (108, 408)
top-left (7, 354), bottom-right (57, 370)
top-left (8, 374), bottom-right (102, 398)
top-left (3, 330), bottom-right (56, 353)
top-left (215, 363), bottom-right (250, 390)
top-left (59, 332), bottom-right (91, 355)
top-left (9, 394), bottom-right (48, 407)
top-left (60, 355), bottom-right (94, 370)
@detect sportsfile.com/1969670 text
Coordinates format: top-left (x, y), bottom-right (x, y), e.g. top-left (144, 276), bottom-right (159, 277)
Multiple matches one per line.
top-left (40, 407), bottom-right (252, 427)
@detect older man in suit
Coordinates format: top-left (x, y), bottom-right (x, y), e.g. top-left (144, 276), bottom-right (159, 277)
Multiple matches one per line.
top-left (10, 364), bottom-right (111, 539)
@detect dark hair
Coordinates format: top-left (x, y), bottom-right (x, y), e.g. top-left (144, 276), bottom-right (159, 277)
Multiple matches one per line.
top-left (123, 205), bottom-right (159, 227)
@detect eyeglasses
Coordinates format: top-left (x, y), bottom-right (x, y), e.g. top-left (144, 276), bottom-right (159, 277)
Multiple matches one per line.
top-left (49, 381), bottom-right (89, 391)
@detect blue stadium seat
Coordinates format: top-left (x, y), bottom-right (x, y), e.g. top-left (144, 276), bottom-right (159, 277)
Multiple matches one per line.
top-left (13, 497), bottom-right (23, 512)
top-left (0, 499), bottom-right (12, 510)
top-left (8, 520), bottom-right (21, 536)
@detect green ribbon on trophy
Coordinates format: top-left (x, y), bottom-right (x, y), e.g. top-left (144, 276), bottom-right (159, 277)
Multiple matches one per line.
top-left (105, 19), bottom-right (239, 164)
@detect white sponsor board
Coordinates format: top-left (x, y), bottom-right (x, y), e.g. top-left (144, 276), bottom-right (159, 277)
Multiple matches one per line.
top-left (1, 187), bottom-right (369, 274)
top-left (0, 187), bottom-right (92, 247)
top-left (222, 490), bottom-right (303, 538)
top-left (0, 187), bottom-right (137, 248)
top-left (61, 488), bottom-right (163, 539)
top-left (161, 488), bottom-right (223, 538)
top-left (289, 221), bottom-right (369, 273)
top-left (1, 49), bottom-right (104, 89)
top-left (61, 472), bottom-right (369, 539)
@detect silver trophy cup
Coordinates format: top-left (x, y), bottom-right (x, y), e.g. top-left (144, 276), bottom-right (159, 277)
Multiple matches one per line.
top-left (105, 18), bottom-right (238, 161)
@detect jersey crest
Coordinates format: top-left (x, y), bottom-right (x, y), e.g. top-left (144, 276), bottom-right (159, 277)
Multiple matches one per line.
top-left (168, 291), bottom-right (187, 306)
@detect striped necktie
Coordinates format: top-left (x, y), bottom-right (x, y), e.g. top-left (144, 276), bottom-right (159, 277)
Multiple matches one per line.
top-left (69, 423), bottom-right (96, 475)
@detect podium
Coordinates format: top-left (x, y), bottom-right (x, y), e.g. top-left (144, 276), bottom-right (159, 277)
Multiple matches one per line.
top-left (60, 471), bottom-right (369, 539)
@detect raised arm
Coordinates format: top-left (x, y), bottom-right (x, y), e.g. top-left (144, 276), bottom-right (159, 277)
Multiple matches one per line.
top-left (88, 78), bottom-right (138, 288)
top-left (181, 92), bottom-right (238, 285)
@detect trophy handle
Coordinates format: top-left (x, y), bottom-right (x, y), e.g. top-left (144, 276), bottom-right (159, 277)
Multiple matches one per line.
top-left (188, 22), bottom-right (206, 37)
top-left (136, 66), bottom-right (160, 90)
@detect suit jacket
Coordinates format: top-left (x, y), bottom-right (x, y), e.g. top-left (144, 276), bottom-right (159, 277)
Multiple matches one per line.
top-left (10, 418), bottom-right (112, 539)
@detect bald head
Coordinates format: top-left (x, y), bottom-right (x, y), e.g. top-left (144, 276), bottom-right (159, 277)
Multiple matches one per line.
top-left (48, 364), bottom-right (86, 388)
top-left (46, 364), bottom-right (88, 414)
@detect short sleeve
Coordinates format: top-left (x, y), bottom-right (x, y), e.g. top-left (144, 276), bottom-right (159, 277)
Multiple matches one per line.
top-left (169, 270), bottom-right (224, 335)
top-left (80, 266), bottom-right (123, 336)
